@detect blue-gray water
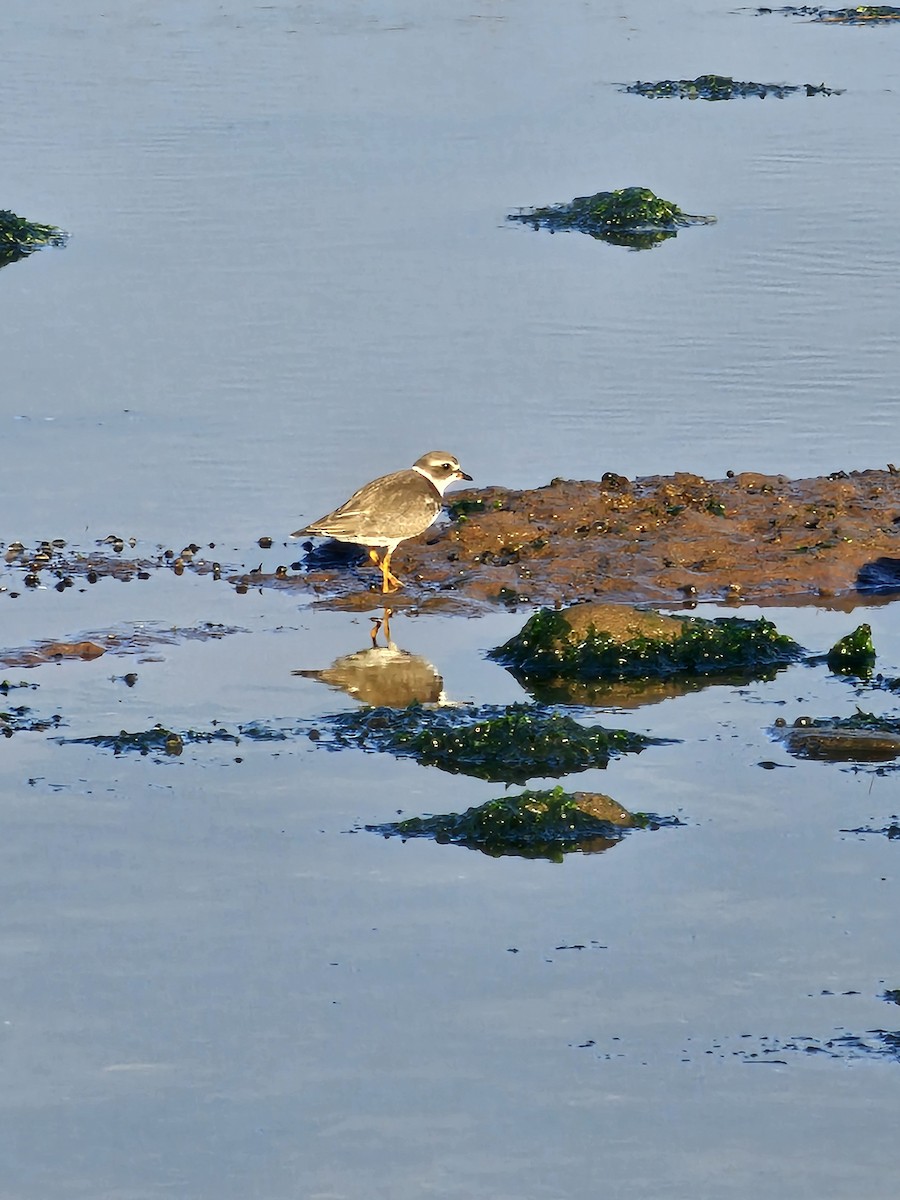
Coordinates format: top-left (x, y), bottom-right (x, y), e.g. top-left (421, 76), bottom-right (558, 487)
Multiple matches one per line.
top-left (5, 0), bottom-right (900, 540)
top-left (2, 3), bottom-right (900, 1197)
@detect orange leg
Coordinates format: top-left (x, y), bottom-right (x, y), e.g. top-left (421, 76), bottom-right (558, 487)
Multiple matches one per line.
top-left (368, 548), bottom-right (403, 593)
top-left (381, 549), bottom-right (403, 591)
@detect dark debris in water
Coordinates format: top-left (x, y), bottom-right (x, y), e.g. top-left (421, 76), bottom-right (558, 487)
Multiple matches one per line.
top-left (59, 724), bottom-right (240, 757)
top-left (237, 721), bottom-right (292, 742)
top-left (507, 186), bottom-right (715, 250)
top-left (52, 715), bottom-right (399, 759)
top-left (584, 1024), bottom-right (900, 1064)
top-left (313, 702), bottom-right (665, 784)
top-left (623, 75), bottom-right (842, 100)
top-left (1, 704), bottom-right (63, 737)
top-left (728, 1029), bottom-right (900, 1063)
top-left (757, 4), bottom-right (900, 20)
top-left (366, 785), bottom-right (682, 861)
top-left (694, 1027), bottom-right (900, 1064)
top-left (0, 679), bottom-right (38, 694)
top-left (840, 817), bottom-right (900, 838)
top-left (0, 622), bottom-right (242, 669)
top-left (2, 535), bottom-right (217, 589)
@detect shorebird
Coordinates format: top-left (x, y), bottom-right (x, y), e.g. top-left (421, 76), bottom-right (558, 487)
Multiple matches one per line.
top-left (294, 450), bottom-right (472, 592)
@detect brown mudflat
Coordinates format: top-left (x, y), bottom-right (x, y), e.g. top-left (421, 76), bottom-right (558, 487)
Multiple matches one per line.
top-left (5, 467), bottom-right (900, 611)
top-left (391, 466), bottom-right (900, 608)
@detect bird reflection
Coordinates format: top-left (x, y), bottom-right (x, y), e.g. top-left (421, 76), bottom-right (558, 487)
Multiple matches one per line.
top-left (294, 608), bottom-right (444, 707)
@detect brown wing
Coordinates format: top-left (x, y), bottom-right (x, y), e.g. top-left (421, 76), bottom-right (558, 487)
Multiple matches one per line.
top-left (297, 469), bottom-right (443, 545)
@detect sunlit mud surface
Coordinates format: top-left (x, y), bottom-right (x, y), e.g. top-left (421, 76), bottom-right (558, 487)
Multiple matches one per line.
top-left (286, 467), bottom-right (900, 608)
top-left (10, 468), bottom-right (900, 620)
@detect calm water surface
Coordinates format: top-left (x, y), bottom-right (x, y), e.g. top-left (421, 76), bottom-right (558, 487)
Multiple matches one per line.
top-left (2, 3), bottom-right (900, 1198)
top-left (4, 0), bottom-right (900, 536)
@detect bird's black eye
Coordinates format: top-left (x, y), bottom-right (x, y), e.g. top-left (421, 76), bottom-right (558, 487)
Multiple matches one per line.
top-left (441, 462), bottom-right (451, 470)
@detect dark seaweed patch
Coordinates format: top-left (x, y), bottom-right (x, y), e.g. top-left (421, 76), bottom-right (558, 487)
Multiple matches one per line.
top-left (315, 702), bottom-right (664, 783)
top-left (0, 705), bottom-right (63, 736)
top-left (730, 1030), bottom-right (900, 1063)
top-left (624, 75), bottom-right (841, 100)
top-left (757, 5), bottom-right (900, 20)
top-left (60, 724), bottom-right (240, 757)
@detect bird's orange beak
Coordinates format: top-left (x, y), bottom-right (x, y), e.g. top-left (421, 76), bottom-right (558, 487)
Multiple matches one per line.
top-left (456, 468), bottom-right (473, 482)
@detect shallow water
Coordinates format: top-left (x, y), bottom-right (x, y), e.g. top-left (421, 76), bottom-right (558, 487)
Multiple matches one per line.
top-left (3, 2), bottom-right (900, 1198)
top-left (4, 575), bottom-right (900, 1199)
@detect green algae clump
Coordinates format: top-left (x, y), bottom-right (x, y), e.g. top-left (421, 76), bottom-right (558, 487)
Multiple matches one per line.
top-left (826, 623), bottom-right (876, 677)
top-left (366, 785), bottom-right (682, 860)
top-left (624, 75), bottom-right (842, 100)
top-left (0, 209), bottom-right (67, 266)
top-left (492, 603), bottom-right (802, 684)
top-left (447, 496), bottom-right (487, 521)
top-left (507, 186), bottom-right (715, 249)
top-left (318, 701), bottom-right (662, 783)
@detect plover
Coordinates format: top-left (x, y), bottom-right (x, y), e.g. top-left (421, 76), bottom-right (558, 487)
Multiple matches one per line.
top-left (294, 450), bottom-right (472, 592)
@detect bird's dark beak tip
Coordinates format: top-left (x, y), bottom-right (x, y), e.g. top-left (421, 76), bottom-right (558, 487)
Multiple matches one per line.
top-left (459, 471), bottom-right (473, 482)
